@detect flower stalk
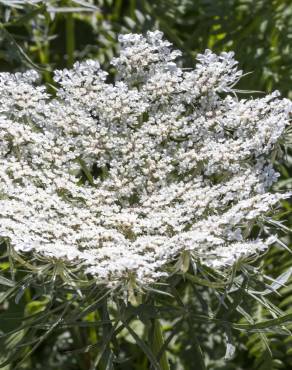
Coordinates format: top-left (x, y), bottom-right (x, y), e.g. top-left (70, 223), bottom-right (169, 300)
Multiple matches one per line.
top-left (149, 318), bottom-right (170, 370)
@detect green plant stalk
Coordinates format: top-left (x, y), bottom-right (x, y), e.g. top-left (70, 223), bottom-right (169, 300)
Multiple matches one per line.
top-left (95, 302), bottom-right (115, 370)
top-left (112, 0), bottom-right (122, 21)
top-left (129, 0), bottom-right (136, 20)
top-left (150, 319), bottom-right (170, 370)
top-left (66, 11), bottom-right (75, 68)
top-left (70, 326), bottom-right (91, 370)
top-left (187, 317), bottom-right (206, 370)
top-left (32, 11), bottom-right (53, 84)
top-left (38, 42), bottom-right (51, 84)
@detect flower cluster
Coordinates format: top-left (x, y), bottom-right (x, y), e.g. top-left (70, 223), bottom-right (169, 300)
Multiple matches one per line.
top-left (0, 31), bottom-right (291, 289)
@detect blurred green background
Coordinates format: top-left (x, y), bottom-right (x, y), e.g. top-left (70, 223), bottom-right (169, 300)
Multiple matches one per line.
top-left (1, 0), bottom-right (292, 97)
top-left (0, 1), bottom-right (292, 369)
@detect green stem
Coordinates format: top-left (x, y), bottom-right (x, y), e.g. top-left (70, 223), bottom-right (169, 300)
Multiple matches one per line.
top-left (38, 40), bottom-right (51, 84)
top-left (70, 326), bottom-right (91, 370)
top-left (150, 319), bottom-right (170, 370)
top-left (96, 301), bottom-right (116, 370)
top-left (187, 318), bottom-right (206, 370)
top-left (112, 0), bottom-right (122, 21)
top-left (129, 0), bottom-right (136, 20)
top-left (66, 5), bottom-right (75, 68)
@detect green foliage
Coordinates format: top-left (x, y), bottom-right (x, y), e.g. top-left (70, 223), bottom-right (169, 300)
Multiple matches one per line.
top-left (1, 251), bottom-right (292, 370)
top-left (0, 1), bottom-right (292, 369)
top-left (1, 1), bottom-right (292, 96)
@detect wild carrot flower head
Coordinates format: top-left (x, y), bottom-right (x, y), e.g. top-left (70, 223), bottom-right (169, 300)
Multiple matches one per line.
top-left (0, 31), bottom-right (291, 290)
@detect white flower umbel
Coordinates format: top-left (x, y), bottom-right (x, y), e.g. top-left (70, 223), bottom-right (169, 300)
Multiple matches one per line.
top-left (0, 31), bottom-right (291, 289)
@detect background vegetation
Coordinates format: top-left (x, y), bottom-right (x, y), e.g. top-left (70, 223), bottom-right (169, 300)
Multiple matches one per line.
top-left (0, 1), bottom-right (292, 369)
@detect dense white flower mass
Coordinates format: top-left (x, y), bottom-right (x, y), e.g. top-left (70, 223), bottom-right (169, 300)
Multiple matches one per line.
top-left (0, 31), bottom-right (291, 288)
